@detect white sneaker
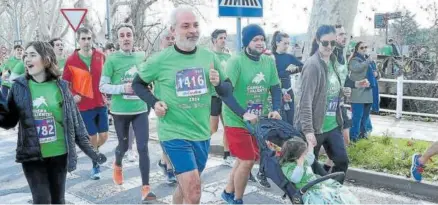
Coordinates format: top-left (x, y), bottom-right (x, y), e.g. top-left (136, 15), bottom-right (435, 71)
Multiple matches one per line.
top-left (127, 149), bottom-right (137, 162)
top-left (223, 156), bottom-right (235, 167)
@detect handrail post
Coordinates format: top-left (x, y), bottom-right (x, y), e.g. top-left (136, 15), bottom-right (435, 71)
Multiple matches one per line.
top-left (396, 74), bottom-right (404, 119)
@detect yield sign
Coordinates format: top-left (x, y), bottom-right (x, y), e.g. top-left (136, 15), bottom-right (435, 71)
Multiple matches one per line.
top-left (60, 8), bottom-right (88, 32)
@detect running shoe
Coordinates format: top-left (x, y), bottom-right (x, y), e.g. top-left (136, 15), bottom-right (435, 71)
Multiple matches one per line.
top-left (411, 154), bottom-right (424, 182)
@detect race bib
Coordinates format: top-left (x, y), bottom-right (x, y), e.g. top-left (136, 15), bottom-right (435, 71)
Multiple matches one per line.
top-left (247, 103), bottom-right (263, 116)
top-left (175, 68), bottom-right (208, 97)
top-left (326, 97), bottom-right (340, 116)
top-left (35, 118), bottom-right (57, 144)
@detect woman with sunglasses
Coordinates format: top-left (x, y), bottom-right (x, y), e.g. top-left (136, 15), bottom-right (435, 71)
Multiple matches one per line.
top-left (348, 42), bottom-right (375, 142)
top-left (295, 25), bottom-right (349, 181)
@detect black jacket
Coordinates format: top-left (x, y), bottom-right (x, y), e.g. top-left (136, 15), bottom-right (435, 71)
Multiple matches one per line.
top-left (0, 76), bottom-right (100, 172)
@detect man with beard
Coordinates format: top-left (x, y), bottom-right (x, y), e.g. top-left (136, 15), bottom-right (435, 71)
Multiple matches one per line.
top-left (132, 6), bottom-right (256, 204)
top-left (63, 27), bottom-right (109, 181)
top-left (221, 24), bottom-right (282, 204)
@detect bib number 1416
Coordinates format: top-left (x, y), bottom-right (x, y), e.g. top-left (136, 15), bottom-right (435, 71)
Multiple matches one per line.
top-left (176, 68), bottom-right (208, 97)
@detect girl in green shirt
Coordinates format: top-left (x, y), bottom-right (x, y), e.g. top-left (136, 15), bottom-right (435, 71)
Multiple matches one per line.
top-left (280, 138), bottom-right (359, 204)
top-left (0, 41), bottom-right (106, 204)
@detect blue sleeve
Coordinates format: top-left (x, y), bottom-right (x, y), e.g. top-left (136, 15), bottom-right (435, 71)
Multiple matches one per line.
top-left (290, 55), bottom-right (304, 68)
top-left (132, 74), bottom-right (159, 109)
top-left (270, 84), bottom-right (282, 112)
top-left (290, 166), bottom-right (305, 184)
top-left (215, 79), bottom-right (247, 117)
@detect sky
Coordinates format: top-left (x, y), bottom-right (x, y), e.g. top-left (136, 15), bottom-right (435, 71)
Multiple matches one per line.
top-left (88, 0), bottom-right (435, 37)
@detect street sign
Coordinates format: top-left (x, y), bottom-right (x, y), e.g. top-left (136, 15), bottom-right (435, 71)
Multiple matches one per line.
top-left (374, 13), bottom-right (386, 29)
top-left (60, 8), bottom-right (88, 32)
top-left (218, 0), bottom-right (263, 17)
top-left (387, 12), bottom-right (402, 20)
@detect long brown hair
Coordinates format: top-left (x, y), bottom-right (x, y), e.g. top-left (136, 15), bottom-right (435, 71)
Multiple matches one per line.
top-left (24, 41), bottom-right (61, 81)
top-left (278, 137), bottom-right (308, 165)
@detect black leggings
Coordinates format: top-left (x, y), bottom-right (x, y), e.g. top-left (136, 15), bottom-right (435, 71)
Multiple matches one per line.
top-left (113, 112), bottom-right (150, 185)
top-left (22, 154), bottom-right (68, 204)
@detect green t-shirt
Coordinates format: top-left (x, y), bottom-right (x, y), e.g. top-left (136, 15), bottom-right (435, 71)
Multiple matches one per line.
top-left (79, 53), bottom-right (92, 71)
top-left (58, 58), bottom-right (66, 73)
top-left (12, 61), bottom-right (25, 76)
top-left (282, 162), bottom-right (318, 189)
top-left (139, 46), bottom-right (226, 142)
top-left (1, 57), bottom-right (21, 87)
top-left (222, 52), bottom-right (281, 128)
top-left (214, 51), bottom-right (232, 68)
top-left (322, 62), bottom-right (341, 132)
top-left (29, 80), bottom-right (67, 158)
top-left (102, 51), bottom-right (148, 115)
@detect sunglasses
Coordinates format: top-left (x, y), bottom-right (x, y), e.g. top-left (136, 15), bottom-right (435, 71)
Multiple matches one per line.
top-left (359, 46), bottom-right (368, 50)
top-left (320, 40), bottom-right (336, 47)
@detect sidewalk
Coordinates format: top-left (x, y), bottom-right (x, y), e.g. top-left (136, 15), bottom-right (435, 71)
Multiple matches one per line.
top-left (206, 114), bottom-right (438, 148)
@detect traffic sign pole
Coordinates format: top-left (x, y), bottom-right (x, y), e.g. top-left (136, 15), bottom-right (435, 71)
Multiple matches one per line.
top-left (236, 18), bottom-right (242, 52)
top-left (218, 0), bottom-right (263, 52)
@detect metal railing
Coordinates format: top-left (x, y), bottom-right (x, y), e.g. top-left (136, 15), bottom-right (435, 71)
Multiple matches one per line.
top-left (378, 75), bottom-right (438, 119)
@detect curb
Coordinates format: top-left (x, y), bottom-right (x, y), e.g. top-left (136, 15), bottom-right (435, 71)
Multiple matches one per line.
top-left (208, 144), bottom-right (438, 202)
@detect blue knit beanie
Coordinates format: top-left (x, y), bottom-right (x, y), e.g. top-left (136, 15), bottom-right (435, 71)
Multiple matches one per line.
top-left (242, 24), bottom-right (265, 47)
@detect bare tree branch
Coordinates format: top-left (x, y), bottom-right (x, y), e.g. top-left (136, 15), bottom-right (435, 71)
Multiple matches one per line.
top-left (47, 0), bottom-right (59, 34)
top-left (59, 23), bottom-right (70, 38)
top-left (111, 0), bottom-right (131, 18)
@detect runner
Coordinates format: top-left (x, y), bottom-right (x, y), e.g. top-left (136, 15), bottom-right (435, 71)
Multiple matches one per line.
top-left (132, 6), bottom-right (251, 204)
top-left (48, 38), bottom-right (66, 72)
top-left (271, 31), bottom-right (303, 125)
top-left (99, 22), bottom-right (156, 202)
top-left (411, 141), bottom-right (438, 182)
top-left (221, 24), bottom-right (282, 204)
top-left (63, 27), bottom-right (109, 180)
top-left (323, 25), bottom-right (353, 172)
top-left (154, 29), bottom-right (178, 184)
top-left (0, 41), bottom-right (106, 204)
top-left (295, 25), bottom-right (349, 180)
top-left (210, 29), bottom-right (234, 166)
top-left (0, 45), bottom-right (23, 98)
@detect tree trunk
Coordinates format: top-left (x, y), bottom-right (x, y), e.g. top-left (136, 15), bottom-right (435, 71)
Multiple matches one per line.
top-left (303, 0), bottom-right (359, 59)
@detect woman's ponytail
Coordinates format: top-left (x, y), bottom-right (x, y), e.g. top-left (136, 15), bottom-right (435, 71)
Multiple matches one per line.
top-left (271, 31), bottom-right (281, 53)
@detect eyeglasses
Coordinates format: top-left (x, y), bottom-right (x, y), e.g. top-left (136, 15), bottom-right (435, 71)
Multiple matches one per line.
top-left (359, 46), bottom-right (368, 50)
top-left (320, 40), bottom-right (336, 47)
top-left (166, 36), bottom-right (175, 41)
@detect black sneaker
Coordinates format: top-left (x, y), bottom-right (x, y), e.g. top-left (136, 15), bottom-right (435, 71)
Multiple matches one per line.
top-left (248, 172), bottom-right (257, 182)
top-left (157, 160), bottom-right (167, 175)
top-left (256, 171), bottom-right (271, 188)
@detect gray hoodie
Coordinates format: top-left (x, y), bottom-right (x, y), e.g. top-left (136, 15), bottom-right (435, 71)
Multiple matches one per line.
top-left (295, 52), bottom-right (344, 135)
